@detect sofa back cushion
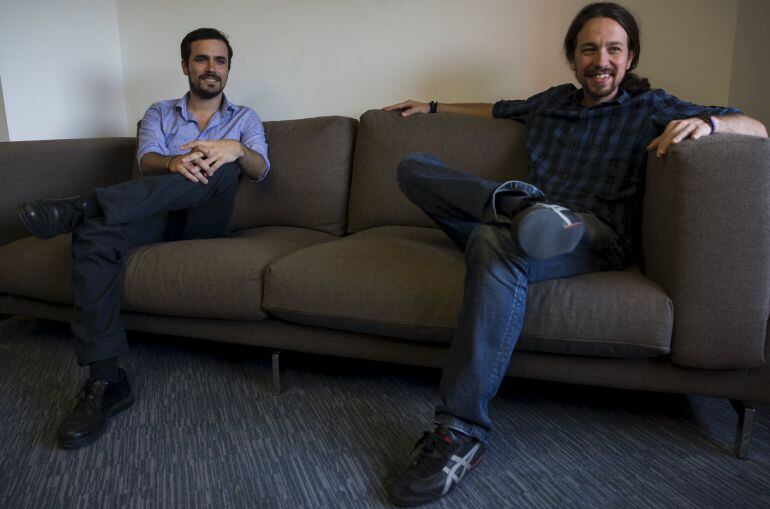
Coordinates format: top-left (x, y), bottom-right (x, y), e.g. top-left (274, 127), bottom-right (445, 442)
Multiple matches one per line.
top-left (0, 138), bottom-right (135, 246)
top-left (348, 109), bottom-right (529, 232)
top-left (229, 116), bottom-right (357, 236)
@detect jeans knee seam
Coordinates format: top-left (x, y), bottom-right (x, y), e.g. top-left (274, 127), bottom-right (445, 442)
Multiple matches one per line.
top-left (488, 279), bottom-right (524, 398)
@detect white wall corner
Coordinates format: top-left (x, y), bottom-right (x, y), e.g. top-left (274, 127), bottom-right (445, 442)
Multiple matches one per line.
top-left (0, 0), bottom-right (128, 140)
top-left (0, 76), bottom-right (9, 142)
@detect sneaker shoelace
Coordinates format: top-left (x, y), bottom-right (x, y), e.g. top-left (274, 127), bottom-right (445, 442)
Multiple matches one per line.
top-left (412, 430), bottom-right (455, 467)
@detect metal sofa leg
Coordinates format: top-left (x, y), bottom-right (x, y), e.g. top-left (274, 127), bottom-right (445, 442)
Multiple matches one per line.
top-left (272, 351), bottom-right (283, 396)
top-left (730, 399), bottom-right (756, 459)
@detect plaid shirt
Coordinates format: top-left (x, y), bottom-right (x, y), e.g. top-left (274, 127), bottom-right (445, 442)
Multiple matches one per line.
top-left (493, 84), bottom-right (740, 253)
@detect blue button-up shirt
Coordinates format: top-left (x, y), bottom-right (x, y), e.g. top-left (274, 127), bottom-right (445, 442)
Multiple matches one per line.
top-left (493, 84), bottom-right (740, 253)
top-left (137, 93), bottom-right (270, 180)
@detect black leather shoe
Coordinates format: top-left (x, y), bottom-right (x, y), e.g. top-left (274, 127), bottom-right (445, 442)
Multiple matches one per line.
top-left (17, 196), bottom-right (92, 239)
top-left (388, 426), bottom-right (485, 507)
top-left (56, 369), bottom-right (134, 449)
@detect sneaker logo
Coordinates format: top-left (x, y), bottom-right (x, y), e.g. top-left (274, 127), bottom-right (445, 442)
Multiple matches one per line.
top-left (538, 203), bottom-right (582, 228)
top-left (440, 443), bottom-right (481, 496)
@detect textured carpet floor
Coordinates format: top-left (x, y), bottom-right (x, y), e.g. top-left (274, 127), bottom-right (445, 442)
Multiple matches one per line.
top-left (1, 316), bottom-right (769, 508)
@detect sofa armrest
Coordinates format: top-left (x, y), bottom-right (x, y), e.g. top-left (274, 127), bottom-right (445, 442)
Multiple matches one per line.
top-left (0, 138), bottom-right (135, 246)
top-left (642, 134), bottom-right (770, 369)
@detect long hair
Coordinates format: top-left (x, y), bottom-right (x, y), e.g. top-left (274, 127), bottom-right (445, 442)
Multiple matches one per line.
top-left (563, 2), bottom-right (650, 95)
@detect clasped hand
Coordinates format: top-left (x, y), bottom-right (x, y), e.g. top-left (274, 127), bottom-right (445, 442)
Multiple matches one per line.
top-left (168, 140), bottom-right (244, 184)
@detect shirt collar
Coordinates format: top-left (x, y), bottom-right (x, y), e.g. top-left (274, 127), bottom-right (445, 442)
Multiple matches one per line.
top-left (175, 93), bottom-right (235, 122)
top-left (571, 87), bottom-right (631, 109)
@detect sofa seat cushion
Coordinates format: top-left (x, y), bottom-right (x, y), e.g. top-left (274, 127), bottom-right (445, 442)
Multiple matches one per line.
top-left (263, 226), bottom-right (674, 358)
top-left (0, 234), bottom-right (74, 304)
top-left (0, 226), bottom-right (336, 321)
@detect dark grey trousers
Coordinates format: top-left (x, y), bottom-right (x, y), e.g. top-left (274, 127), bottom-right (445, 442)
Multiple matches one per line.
top-left (70, 163), bottom-right (240, 364)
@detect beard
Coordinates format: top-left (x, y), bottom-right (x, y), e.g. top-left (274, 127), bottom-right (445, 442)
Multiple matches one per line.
top-left (188, 73), bottom-right (225, 99)
top-left (577, 66), bottom-right (623, 105)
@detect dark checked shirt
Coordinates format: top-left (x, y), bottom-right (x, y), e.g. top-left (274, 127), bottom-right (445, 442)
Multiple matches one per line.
top-left (493, 84), bottom-right (740, 254)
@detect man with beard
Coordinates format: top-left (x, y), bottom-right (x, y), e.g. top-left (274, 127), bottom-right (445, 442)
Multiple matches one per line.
top-left (383, 2), bottom-right (766, 506)
top-left (17, 28), bottom-right (269, 449)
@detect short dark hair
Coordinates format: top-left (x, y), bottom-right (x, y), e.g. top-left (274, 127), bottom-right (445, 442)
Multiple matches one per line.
top-left (563, 2), bottom-right (650, 94)
top-left (181, 28), bottom-right (233, 69)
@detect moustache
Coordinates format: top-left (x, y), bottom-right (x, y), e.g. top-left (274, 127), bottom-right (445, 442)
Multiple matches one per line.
top-left (585, 67), bottom-right (615, 77)
top-left (200, 73), bottom-right (221, 81)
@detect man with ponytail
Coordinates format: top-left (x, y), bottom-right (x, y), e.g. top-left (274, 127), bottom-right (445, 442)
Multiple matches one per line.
top-left (383, 3), bottom-right (766, 506)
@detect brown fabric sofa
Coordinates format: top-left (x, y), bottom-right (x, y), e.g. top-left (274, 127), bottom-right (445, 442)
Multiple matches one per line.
top-left (1, 110), bottom-right (769, 455)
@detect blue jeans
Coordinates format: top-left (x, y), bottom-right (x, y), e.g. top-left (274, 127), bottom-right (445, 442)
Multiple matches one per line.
top-left (396, 153), bottom-right (625, 442)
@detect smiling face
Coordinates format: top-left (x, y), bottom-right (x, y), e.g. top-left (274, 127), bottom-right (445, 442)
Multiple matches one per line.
top-left (182, 39), bottom-right (230, 100)
top-left (571, 16), bottom-right (634, 108)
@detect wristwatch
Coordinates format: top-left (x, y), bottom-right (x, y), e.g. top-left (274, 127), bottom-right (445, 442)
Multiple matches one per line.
top-left (697, 114), bottom-right (715, 134)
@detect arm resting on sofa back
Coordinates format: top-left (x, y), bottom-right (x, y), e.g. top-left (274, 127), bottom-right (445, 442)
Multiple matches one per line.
top-left (642, 134), bottom-right (770, 370)
top-left (0, 138), bottom-right (136, 246)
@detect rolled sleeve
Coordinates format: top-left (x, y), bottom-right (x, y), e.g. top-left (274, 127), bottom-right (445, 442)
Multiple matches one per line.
top-left (493, 99), bottom-right (529, 120)
top-left (136, 103), bottom-right (168, 164)
top-left (240, 110), bottom-right (271, 181)
top-left (493, 86), bottom-right (568, 124)
top-left (651, 90), bottom-right (742, 131)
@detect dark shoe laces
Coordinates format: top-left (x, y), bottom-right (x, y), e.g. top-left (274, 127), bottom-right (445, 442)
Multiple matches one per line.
top-left (412, 429), bottom-right (456, 464)
top-left (76, 379), bottom-right (106, 402)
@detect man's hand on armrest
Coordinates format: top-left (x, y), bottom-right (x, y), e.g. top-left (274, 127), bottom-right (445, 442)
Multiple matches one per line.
top-left (647, 114), bottom-right (768, 157)
top-left (383, 99), bottom-right (493, 118)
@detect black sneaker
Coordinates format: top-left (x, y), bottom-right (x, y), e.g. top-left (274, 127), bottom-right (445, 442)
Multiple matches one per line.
top-left (56, 369), bottom-right (134, 449)
top-left (388, 425), bottom-right (485, 507)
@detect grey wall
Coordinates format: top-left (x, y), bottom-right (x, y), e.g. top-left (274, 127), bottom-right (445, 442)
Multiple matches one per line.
top-left (729, 0), bottom-right (770, 129)
top-left (2, 0), bottom-right (762, 140)
top-left (116, 0), bottom-right (739, 125)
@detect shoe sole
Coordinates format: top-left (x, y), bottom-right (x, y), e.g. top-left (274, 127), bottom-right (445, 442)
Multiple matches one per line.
top-left (389, 449), bottom-right (485, 507)
top-left (514, 206), bottom-right (585, 260)
top-left (16, 204), bottom-right (54, 240)
top-left (57, 393), bottom-right (135, 449)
